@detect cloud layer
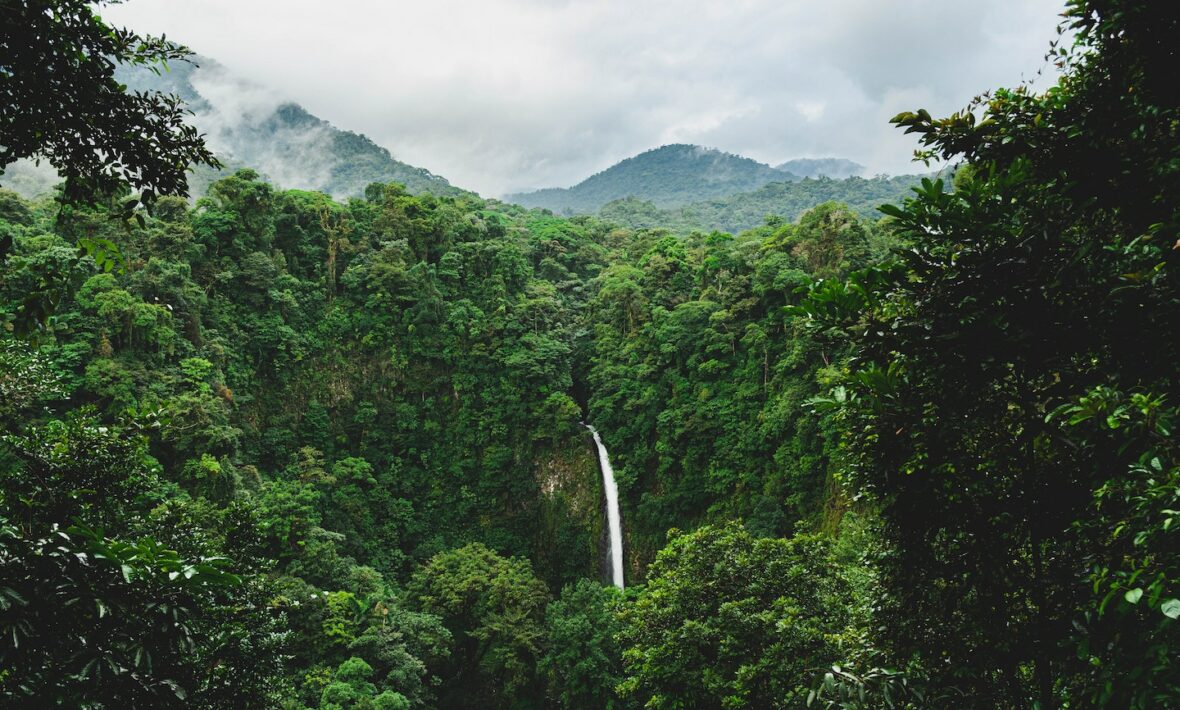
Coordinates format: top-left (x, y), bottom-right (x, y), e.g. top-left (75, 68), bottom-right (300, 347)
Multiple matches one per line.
top-left (103, 0), bottom-right (1066, 197)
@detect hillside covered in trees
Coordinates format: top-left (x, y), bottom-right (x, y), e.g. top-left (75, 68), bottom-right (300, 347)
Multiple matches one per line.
top-left (3, 0), bottom-right (1180, 708)
top-left (2, 56), bottom-right (465, 201)
top-left (507, 144), bottom-right (800, 212)
top-left (508, 145), bottom-right (925, 234)
top-left (0, 172), bottom-right (883, 708)
top-left (598, 173), bottom-right (923, 234)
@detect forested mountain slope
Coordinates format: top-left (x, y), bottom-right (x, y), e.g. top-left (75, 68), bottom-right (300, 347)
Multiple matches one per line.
top-left (123, 58), bottom-right (468, 199)
top-left (1, 177), bottom-right (873, 707)
top-left (507, 144), bottom-right (924, 234)
top-left (599, 173), bottom-right (924, 233)
top-left (506, 144), bottom-right (798, 213)
top-left (1, 57), bottom-right (466, 201)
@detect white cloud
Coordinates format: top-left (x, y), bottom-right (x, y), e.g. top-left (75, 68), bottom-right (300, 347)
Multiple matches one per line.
top-left (102, 0), bottom-right (1066, 197)
top-left (794, 101), bottom-right (827, 123)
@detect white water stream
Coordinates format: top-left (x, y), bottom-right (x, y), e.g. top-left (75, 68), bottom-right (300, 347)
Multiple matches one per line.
top-left (586, 424), bottom-right (624, 589)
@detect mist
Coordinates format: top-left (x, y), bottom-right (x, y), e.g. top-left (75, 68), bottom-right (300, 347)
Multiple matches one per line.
top-left (100, 0), bottom-right (1067, 197)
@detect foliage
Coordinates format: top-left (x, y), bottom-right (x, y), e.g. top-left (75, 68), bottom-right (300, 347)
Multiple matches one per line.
top-left (2, 408), bottom-right (155, 528)
top-left (539, 579), bottom-right (630, 709)
top-left (0, 0), bottom-right (218, 211)
top-left (806, 665), bottom-right (958, 710)
top-left (0, 519), bottom-right (257, 707)
top-left (599, 174), bottom-right (924, 235)
top-left (407, 543), bottom-right (550, 709)
top-left (798, 1), bottom-right (1180, 706)
top-left (0, 337), bottom-right (64, 421)
top-left (0, 408), bottom-right (284, 707)
top-left (618, 524), bottom-right (852, 709)
top-left (317, 657), bottom-right (410, 710)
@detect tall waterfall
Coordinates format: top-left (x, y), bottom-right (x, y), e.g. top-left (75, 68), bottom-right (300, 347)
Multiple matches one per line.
top-left (587, 425), bottom-right (624, 589)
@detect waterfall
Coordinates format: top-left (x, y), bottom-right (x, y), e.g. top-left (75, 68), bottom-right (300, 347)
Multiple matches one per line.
top-left (586, 424), bottom-right (624, 589)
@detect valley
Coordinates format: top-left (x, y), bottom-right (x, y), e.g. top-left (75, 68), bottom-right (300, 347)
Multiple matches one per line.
top-left (2, 1), bottom-right (1177, 709)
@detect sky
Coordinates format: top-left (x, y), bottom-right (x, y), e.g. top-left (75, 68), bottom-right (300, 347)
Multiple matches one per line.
top-left (102, 0), bottom-right (1067, 197)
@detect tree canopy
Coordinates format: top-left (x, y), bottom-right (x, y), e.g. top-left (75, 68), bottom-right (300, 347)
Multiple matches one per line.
top-left (4, 0), bottom-right (1180, 707)
top-left (798, 0), bottom-right (1180, 705)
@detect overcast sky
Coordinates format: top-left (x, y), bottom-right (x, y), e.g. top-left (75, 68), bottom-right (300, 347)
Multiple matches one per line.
top-left (103, 0), bottom-right (1066, 197)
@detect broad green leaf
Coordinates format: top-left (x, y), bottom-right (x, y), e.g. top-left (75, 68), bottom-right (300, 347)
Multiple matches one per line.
top-left (1161, 598), bottom-right (1180, 619)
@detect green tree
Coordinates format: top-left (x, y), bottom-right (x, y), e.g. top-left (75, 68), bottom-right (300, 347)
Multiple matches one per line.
top-left (319, 656), bottom-right (410, 710)
top-left (407, 543), bottom-right (550, 709)
top-left (346, 606), bottom-right (452, 709)
top-left (540, 579), bottom-right (629, 709)
top-left (0, 406), bottom-right (283, 707)
top-left (618, 524), bottom-right (850, 709)
top-left (798, 1), bottom-right (1180, 706)
top-left (0, 0), bottom-right (218, 209)
top-left (784, 201), bottom-right (872, 279)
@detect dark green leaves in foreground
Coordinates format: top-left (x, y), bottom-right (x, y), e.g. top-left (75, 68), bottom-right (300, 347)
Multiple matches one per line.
top-left (0, 521), bottom-right (237, 705)
top-left (799, 1), bottom-right (1180, 706)
top-left (0, 1), bottom-right (219, 211)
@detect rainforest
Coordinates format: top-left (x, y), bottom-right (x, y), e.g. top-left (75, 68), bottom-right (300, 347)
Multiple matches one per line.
top-left (1, 1), bottom-right (1179, 708)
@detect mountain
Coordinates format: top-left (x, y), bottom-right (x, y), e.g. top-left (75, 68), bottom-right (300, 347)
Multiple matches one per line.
top-left (506, 144), bottom-right (799, 213)
top-left (122, 57), bottom-right (469, 199)
top-left (0, 57), bottom-right (467, 200)
top-left (775, 157), bottom-right (865, 179)
top-left (598, 174), bottom-right (925, 234)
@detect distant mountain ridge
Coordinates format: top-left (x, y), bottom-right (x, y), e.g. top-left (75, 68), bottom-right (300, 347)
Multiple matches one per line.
top-left (1, 57), bottom-right (467, 200)
top-left (1, 54), bottom-right (882, 215)
top-left (119, 58), bottom-right (467, 200)
top-left (506, 145), bottom-right (884, 214)
top-left (506, 144), bottom-right (800, 213)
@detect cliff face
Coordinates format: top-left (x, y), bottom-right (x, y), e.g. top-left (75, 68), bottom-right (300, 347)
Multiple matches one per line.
top-left (533, 430), bottom-right (606, 589)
